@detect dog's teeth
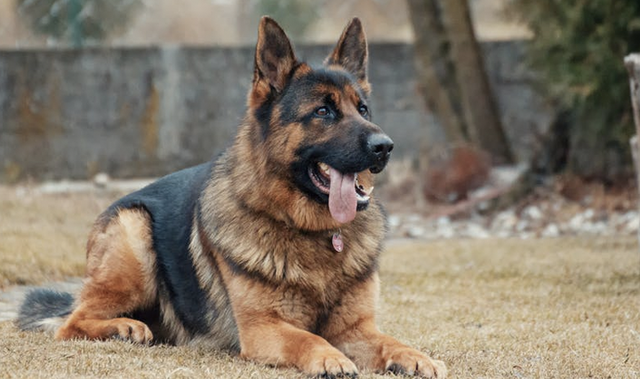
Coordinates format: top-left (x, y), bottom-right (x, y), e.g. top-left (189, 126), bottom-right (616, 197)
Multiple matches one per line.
top-left (355, 177), bottom-right (374, 196)
top-left (318, 162), bottom-right (330, 175)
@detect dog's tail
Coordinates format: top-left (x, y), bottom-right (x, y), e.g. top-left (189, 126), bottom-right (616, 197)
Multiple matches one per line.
top-left (16, 289), bottom-right (74, 333)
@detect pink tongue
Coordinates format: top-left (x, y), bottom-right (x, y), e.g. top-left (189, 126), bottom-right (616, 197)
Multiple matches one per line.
top-left (328, 167), bottom-right (357, 224)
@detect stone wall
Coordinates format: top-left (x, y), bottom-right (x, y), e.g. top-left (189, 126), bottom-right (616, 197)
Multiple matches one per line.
top-left (0, 41), bottom-right (552, 182)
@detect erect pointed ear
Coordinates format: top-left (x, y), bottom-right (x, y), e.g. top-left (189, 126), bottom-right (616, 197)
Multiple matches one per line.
top-left (325, 18), bottom-right (369, 88)
top-left (253, 16), bottom-right (297, 93)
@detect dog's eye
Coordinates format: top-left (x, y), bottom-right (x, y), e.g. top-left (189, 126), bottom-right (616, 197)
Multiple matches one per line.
top-left (314, 107), bottom-right (330, 118)
top-left (358, 104), bottom-right (369, 117)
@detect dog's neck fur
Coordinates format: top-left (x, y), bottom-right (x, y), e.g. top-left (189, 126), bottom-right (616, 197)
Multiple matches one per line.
top-left (197, 139), bottom-right (386, 289)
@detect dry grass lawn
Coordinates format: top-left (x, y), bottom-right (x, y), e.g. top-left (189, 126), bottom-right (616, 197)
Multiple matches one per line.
top-left (0, 187), bottom-right (119, 288)
top-left (0, 187), bottom-right (639, 378)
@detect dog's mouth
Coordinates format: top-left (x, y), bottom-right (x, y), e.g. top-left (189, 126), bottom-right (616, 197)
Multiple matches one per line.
top-left (308, 162), bottom-right (374, 224)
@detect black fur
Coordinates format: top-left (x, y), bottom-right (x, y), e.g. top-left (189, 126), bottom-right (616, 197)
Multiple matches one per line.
top-left (103, 162), bottom-right (214, 337)
top-left (17, 289), bottom-right (74, 331)
top-left (279, 68), bottom-right (369, 126)
top-left (277, 67), bottom-right (383, 210)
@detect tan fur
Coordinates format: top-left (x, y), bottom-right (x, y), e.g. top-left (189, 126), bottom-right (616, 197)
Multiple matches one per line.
top-left (56, 209), bottom-right (155, 343)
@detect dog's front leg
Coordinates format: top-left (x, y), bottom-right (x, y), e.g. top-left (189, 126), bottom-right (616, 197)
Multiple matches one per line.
top-left (322, 275), bottom-right (447, 378)
top-left (236, 316), bottom-right (358, 378)
top-left (217, 257), bottom-right (358, 377)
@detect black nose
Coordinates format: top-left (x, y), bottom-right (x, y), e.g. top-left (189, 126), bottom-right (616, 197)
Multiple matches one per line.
top-left (367, 133), bottom-right (394, 173)
top-left (368, 133), bottom-right (394, 158)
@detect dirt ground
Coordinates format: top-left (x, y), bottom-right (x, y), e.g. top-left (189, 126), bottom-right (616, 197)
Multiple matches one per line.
top-left (0, 186), bottom-right (639, 378)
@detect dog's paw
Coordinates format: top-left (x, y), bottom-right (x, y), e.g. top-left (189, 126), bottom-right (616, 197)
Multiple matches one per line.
top-left (304, 350), bottom-right (359, 378)
top-left (384, 348), bottom-right (447, 378)
top-left (111, 318), bottom-right (153, 344)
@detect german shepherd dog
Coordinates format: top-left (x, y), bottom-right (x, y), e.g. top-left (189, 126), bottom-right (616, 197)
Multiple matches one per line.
top-left (18, 17), bottom-right (446, 378)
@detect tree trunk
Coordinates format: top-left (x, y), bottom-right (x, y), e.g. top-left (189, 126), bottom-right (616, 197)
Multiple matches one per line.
top-left (624, 53), bottom-right (640, 247)
top-left (624, 54), bottom-right (640, 146)
top-left (625, 53), bottom-right (640, 190)
top-left (440, 0), bottom-right (514, 164)
top-left (406, 0), bottom-right (466, 143)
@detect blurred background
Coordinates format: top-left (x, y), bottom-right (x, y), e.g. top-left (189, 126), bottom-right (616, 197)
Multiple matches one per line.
top-left (0, 0), bottom-right (639, 239)
top-left (1, 4), bottom-right (638, 377)
top-left (0, 0), bottom-right (528, 47)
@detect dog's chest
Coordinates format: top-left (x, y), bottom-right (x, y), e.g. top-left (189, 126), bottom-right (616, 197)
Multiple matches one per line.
top-left (274, 229), bottom-right (378, 287)
top-left (272, 273), bottom-right (351, 331)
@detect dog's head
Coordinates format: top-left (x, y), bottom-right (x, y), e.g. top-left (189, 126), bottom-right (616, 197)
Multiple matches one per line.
top-left (246, 17), bottom-right (393, 226)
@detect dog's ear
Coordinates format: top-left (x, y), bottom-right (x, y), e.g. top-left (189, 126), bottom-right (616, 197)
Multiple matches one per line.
top-left (325, 18), bottom-right (369, 91)
top-left (253, 16), bottom-right (297, 93)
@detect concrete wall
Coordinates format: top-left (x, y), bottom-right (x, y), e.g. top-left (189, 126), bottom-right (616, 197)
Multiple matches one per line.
top-left (0, 41), bottom-right (552, 182)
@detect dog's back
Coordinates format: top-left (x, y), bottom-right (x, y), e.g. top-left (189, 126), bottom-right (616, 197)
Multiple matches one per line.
top-left (19, 161), bottom-right (240, 350)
